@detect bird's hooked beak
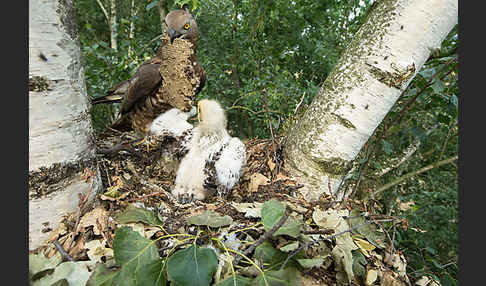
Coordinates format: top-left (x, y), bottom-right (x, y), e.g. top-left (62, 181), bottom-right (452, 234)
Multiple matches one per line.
top-left (168, 28), bottom-right (178, 44)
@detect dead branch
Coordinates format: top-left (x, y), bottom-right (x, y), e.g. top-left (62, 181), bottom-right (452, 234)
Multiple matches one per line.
top-left (53, 240), bottom-right (74, 262)
top-left (372, 155), bottom-right (458, 196)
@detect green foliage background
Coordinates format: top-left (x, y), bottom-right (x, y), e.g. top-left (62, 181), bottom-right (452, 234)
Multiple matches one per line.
top-left (75, 0), bottom-right (458, 284)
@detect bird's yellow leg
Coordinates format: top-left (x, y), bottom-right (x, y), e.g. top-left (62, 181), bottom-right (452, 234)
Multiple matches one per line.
top-left (134, 136), bottom-right (155, 152)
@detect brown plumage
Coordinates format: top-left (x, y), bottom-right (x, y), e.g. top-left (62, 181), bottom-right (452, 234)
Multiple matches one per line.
top-left (91, 9), bottom-right (206, 136)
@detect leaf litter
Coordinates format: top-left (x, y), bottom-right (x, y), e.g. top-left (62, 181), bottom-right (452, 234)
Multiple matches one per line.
top-left (29, 134), bottom-right (418, 285)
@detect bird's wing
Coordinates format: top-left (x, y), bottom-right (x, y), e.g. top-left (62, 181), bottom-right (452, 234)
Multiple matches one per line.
top-left (214, 137), bottom-right (246, 189)
top-left (120, 60), bottom-right (162, 114)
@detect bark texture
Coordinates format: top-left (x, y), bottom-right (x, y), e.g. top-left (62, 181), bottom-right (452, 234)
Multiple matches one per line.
top-left (29, 0), bottom-right (101, 250)
top-left (283, 0), bottom-right (458, 202)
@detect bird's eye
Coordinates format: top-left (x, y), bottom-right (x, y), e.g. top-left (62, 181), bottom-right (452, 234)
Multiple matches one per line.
top-left (184, 23), bottom-right (190, 30)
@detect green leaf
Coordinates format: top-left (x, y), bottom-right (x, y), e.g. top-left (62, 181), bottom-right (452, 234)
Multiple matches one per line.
top-left (351, 249), bottom-right (367, 279)
top-left (279, 242), bottom-right (299, 252)
top-left (29, 252), bottom-right (62, 279)
top-left (296, 258), bottom-right (324, 268)
top-left (86, 263), bottom-right (119, 286)
top-left (167, 245), bottom-right (218, 286)
top-left (261, 199), bottom-right (285, 228)
top-left (261, 199), bottom-right (302, 238)
top-left (112, 226), bottom-right (165, 286)
top-left (32, 261), bottom-right (95, 286)
top-left (431, 80), bottom-right (446, 94)
top-left (252, 267), bottom-right (301, 286)
top-left (187, 210), bottom-right (233, 228)
top-left (215, 275), bottom-right (252, 286)
top-left (382, 140), bottom-right (393, 155)
top-left (253, 242), bottom-right (295, 270)
top-left (116, 206), bottom-right (164, 228)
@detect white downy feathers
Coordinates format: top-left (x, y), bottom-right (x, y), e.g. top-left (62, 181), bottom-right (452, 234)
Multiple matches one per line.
top-left (149, 106), bottom-right (195, 138)
top-left (172, 99), bottom-right (246, 202)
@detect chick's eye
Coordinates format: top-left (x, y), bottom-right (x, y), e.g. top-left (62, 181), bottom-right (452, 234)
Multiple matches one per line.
top-left (184, 23), bottom-right (190, 30)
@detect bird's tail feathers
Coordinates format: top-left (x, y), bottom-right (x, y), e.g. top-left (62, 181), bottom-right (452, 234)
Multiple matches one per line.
top-left (91, 94), bottom-right (123, 105)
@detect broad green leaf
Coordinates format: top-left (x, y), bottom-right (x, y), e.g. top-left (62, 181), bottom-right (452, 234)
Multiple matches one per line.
top-left (296, 258), bottom-right (323, 268)
top-left (382, 140), bottom-right (393, 155)
top-left (86, 263), bottom-right (119, 286)
top-left (167, 245), bottom-right (218, 286)
top-left (252, 267), bottom-right (301, 286)
top-left (29, 252), bottom-right (62, 279)
top-left (116, 206), bottom-right (164, 228)
top-left (215, 275), bottom-right (252, 286)
top-left (431, 80), bottom-right (446, 94)
top-left (32, 261), bottom-right (95, 286)
top-left (253, 242), bottom-right (300, 270)
top-left (112, 226), bottom-right (165, 286)
top-left (279, 242), bottom-right (299, 253)
top-left (261, 199), bottom-right (285, 229)
top-left (187, 210), bottom-right (233, 228)
top-left (261, 199), bottom-right (302, 238)
top-left (352, 249), bottom-right (367, 279)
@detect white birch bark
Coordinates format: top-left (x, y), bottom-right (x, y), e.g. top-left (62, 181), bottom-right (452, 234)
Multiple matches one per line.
top-left (128, 0), bottom-right (137, 56)
top-left (283, 0), bottom-right (458, 202)
top-left (158, 0), bottom-right (168, 36)
top-left (110, 0), bottom-right (118, 51)
top-left (29, 0), bottom-right (101, 250)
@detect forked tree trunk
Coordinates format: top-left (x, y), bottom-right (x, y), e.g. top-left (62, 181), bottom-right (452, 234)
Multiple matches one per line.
top-left (29, 0), bottom-right (101, 250)
top-left (283, 0), bottom-right (458, 202)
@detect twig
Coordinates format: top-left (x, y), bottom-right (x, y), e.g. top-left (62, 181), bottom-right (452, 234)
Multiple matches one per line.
top-left (234, 205), bottom-right (292, 266)
top-left (96, 218), bottom-right (113, 248)
top-left (263, 88), bottom-right (279, 179)
top-left (53, 240), bottom-right (74, 262)
top-left (294, 92), bottom-right (306, 114)
top-left (68, 169), bottom-right (95, 250)
top-left (372, 155), bottom-right (457, 196)
top-left (302, 229), bottom-right (334, 235)
top-left (438, 119), bottom-right (456, 161)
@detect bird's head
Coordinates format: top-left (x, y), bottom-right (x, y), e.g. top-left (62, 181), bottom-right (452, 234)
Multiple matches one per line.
top-left (197, 99), bottom-right (227, 135)
top-left (165, 9), bottom-right (198, 44)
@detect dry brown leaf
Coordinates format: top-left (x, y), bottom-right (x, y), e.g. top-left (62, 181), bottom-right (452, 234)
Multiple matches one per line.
top-left (47, 222), bottom-right (68, 243)
top-left (249, 173), bottom-right (269, 193)
top-left (365, 269), bottom-right (378, 286)
top-left (398, 201), bottom-right (415, 211)
top-left (79, 207), bottom-right (109, 235)
top-left (268, 158), bottom-right (275, 172)
top-left (85, 239), bottom-right (114, 263)
top-left (380, 271), bottom-right (406, 286)
top-left (69, 235), bottom-right (86, 260)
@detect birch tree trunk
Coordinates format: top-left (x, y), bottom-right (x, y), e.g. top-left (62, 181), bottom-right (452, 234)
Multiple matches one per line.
top-left (158, 0), bottom-right (168, 36)
top-left (283, 0), bottom-right (458, 202)
top-left (29, 0), bottom-right (101, 250)
top-left (110, 0), bottom-right (118, 51)
top-left (127, 0), bottom-right (137, 56)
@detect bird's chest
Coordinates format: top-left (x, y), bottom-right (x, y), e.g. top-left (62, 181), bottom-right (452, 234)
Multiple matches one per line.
top-left (155, 39), bottom-right (201, 112)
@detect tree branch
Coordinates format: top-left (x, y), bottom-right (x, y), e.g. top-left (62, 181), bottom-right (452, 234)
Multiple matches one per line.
top-left (95, 0), bottom-right (110, 23)
top-left (372, 155), bottom-right (458, 196)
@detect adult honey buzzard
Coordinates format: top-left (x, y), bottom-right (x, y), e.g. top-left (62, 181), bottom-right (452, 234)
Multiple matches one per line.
top-left (91, 9), bottom-right (206, 138)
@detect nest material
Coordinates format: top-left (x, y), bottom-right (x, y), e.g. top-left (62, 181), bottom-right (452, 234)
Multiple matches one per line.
top-left (29, 129), bottom-right (410, 286)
